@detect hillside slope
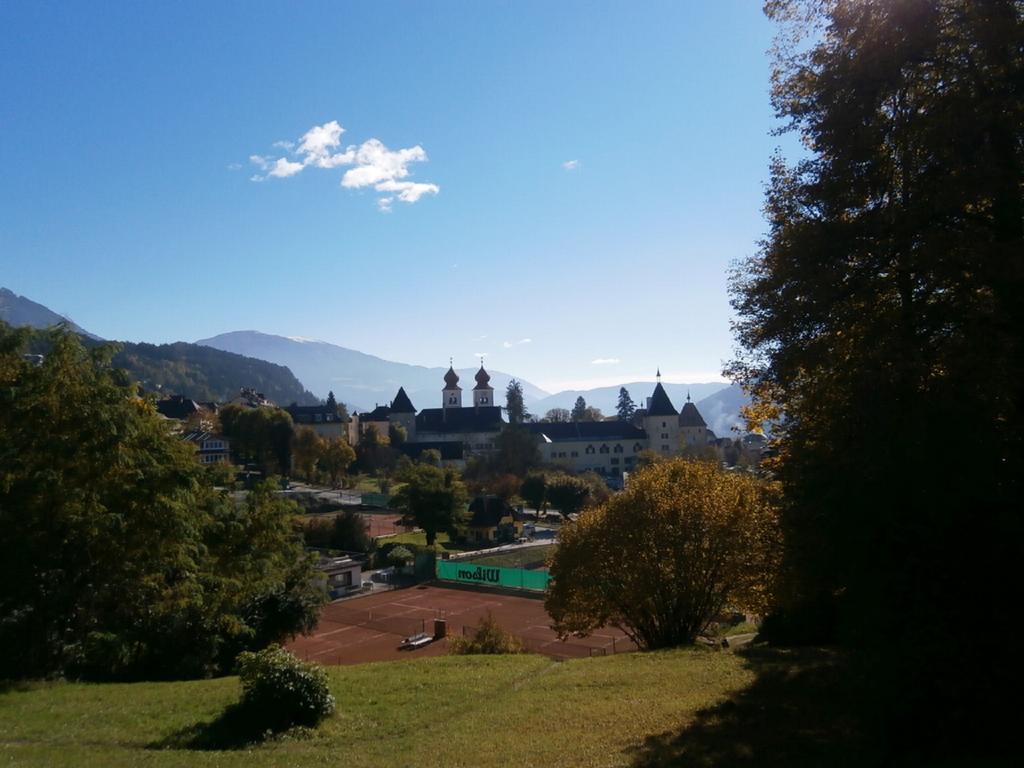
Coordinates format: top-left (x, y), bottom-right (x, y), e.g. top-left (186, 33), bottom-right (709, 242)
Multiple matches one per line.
top-left (0, 650), bottom-right (753, 768)
top-left (111, 340), bottom-right (319, 405)
top-left (0, 287), bottom-right (99, 339)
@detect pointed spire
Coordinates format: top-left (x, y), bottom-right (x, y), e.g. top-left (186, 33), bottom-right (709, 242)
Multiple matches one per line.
top-left (687, 390), bottom-right (691, 402)
top-left (656, 367), bottom-right (662, 381)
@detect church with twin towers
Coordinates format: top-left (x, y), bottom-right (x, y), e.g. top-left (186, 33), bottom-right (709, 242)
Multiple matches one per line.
top-left (353, 361), bottom-right (711, 477)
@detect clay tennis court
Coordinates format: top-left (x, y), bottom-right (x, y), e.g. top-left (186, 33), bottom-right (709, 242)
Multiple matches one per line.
top-left (288, 582), bottom-right (636, 665)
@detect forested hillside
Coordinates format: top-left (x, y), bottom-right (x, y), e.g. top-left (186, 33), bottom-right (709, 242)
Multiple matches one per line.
top-left (111, 341), bottom-right (319, 404)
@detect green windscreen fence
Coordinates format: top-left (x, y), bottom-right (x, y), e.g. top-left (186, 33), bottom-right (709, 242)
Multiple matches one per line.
top-left (436, 560), bottom-right (550, 591)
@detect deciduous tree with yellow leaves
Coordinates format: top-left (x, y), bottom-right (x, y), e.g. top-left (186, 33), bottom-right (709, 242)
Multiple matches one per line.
top-left (545, 459), bottom-right (780, 649)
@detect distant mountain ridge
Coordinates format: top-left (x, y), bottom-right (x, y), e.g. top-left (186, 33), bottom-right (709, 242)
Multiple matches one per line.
top-left (110, 341), bottom-right (318, 405)
top-left (2, 288), bottom-right (317, 406)
top-left (0, 287), bottom-right (100, 340)
top-left (530, 381), bottom-right (728, 418)
top-left (197, 331), bottom-right (550, 412)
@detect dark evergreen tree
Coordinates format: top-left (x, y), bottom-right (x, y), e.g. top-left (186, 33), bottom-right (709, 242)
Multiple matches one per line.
top-left (731, 0), bottom-right (1024, 753)
top-left (505, 379), bottom-right (529, 424)
top-left (615, 387), bottom-right (636, 420)
top-left (570, 396), bottom-right (587, 422)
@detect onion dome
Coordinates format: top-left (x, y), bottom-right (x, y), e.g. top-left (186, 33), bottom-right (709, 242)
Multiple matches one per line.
top-left (444, 365), bottom-right (461, 389)
top-left (474, 364), bottom-right (492, 390)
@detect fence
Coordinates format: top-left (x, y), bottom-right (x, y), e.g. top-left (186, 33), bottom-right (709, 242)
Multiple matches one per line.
top-left (320, 605), bottom-right (429, 638)
top-left (436, 559), bottom-right (550, 591)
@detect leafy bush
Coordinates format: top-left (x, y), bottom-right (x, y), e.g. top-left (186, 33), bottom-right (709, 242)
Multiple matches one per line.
top-left (236, 645), bottom-right (335, 732)
top-left (448, 613), bottom-right (523, 655)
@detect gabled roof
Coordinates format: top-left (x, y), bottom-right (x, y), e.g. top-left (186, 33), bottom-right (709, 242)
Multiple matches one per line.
top-left (156, 395), bottom-right (200, 420)
top-left (467, 496), bottom-right (523, 528)
top-left (416, 405), bottom-right (505, 434)
top-left (679, 401), bottom-right (706, 427)
top-left (391, 387), bottom-right (416, 414)
top-left (646, 382), bottom-right (678, 416)
top-left (286, 403), bottom-right (342, 422)
top-left (526, 421), bottom-right (647, 442)
top-left (362, 405), bottom-right (392, 421)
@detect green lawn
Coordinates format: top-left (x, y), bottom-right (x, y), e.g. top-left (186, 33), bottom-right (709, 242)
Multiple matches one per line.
top-left (378, 530), bottom-right (474, 553)
top-left (0, 650), bottom-right (756, 768)
top-left (457, 543), bottom-right (558, 569)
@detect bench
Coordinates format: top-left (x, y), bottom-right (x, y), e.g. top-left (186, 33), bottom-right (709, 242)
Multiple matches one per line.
top-left (399, 632), bottom-right (432, 650)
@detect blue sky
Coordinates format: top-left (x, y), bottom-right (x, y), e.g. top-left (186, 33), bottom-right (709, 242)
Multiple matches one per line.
top-left (0, 1), bottom-right (786, 392)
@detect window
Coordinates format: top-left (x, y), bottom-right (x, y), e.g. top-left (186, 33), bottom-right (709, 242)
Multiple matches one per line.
top-left (611, 457), bottom-right (620, 465)
top-left (585, 445), bottom-right (596, 455)
top-left (662, 445), bottom-right (670, 452)
top-left (661, 432), bottom-right (669, 439)
top-left (634, 443), bottom-right (643, 452)
top-left (662, 421), bottom-right (667, 428)
top-left (599, 444), bottom-right (610, 454)
top-left (613, 444), bottom-right (623, 454)
top-left (624, 456), bottom-right (635, 465)
top-left (570, 451), bottom-right (578, 458)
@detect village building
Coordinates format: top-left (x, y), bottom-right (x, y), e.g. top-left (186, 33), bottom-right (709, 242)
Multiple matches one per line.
top-left (182, 430), bottom-right (231, 464)
top-left (465, 495), bottom-right (525, 544)
top-left (351, 365), bottom-right (714, 477)
top-left (286, 402), bottom-right (346, 439)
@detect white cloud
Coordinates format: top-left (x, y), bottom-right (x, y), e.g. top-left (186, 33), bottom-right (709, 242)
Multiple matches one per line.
top-left (503, 338), bottom-right (532, 348)
top-left (248, 122), bottom-right (438, 210)
top-left (591, 358), bottom-right (620, 365)
top-left (562, 159), bottom-right (580, 171)
top-left (375, 179), bottom-right (440, 203)
top-left (227, 162), bottom-right (243, 171)
top-left (267, 157), bottom-right (304, 178)
top-left (341, 140), bottom-right (427, 188)
top-left (473, 351), bottom-right (490, 358)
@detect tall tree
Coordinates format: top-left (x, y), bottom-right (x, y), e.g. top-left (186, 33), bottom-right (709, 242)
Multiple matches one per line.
top-left (543, 408), bottom-right (571, 423)
top-left (546, 459), bottom-right (779, 648)
top-left (0, 326), bottom-right (322, 680)
top-left (320, 437), bottom-right (356, 488)
top-left (392, 464), bottom-right (468, 546)
top-left (731, 0), bottom-right (1024, 750)
top-left (325, 390), bottom-right (338, 415)
top-left (615, 387), bottom-right (636, 420)
top-left (292, 426), bottom-right (324, 481)
top-left (505, 379), bottom-right (529, 424)
top-left (570, 396), bottom-right (587, 422)
top-left (493, 425), bottom-right (541, 477)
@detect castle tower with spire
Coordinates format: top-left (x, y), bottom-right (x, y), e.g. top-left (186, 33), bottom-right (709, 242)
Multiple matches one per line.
top-left (389, 386), bottom-right (417, 441)
top-left (472, 361), bottom-right (494, 408)
top-left (678, 390), bottom-right (708, 448)
top-left (643, 369), bottom-right (681, 455)
top-left (442, 361), bottom-right (462, 409)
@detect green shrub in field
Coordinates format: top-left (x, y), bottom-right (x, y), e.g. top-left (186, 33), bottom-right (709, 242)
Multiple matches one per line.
top-left (235, 645), bottom-right (335, 731)
top-left (449, 613), bottom-right (524, 655)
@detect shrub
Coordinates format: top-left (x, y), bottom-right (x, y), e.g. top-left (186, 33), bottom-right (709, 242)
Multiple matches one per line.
top-left (449, 613), bottom-right (524, 655)
top-left (235, 645), bottom-right (335, 732)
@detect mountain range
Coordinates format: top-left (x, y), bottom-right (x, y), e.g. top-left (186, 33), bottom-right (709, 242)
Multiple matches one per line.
top-left (1, 287), bottom-right (750, 435)
top-left (197, 331), bottom-right (550, 412)
top-left (0, 287), bottom-right (100, 340)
